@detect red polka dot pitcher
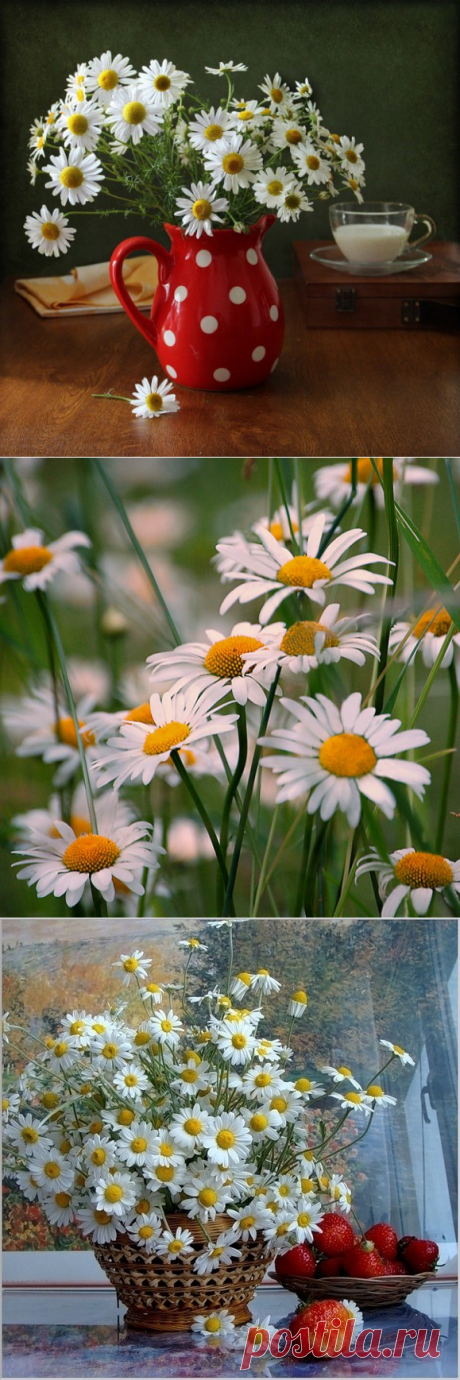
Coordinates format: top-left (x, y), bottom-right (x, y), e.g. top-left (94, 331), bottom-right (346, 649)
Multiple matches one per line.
top-left (109, 214), bottom-right (284, 391)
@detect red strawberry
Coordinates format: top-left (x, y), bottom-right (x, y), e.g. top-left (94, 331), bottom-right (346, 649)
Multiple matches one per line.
top-left (343, 1239), bottom-right (387, 1278)
top-left (315, 1212), bottom-right (356, 1257)
top-left (381, 1259), bottom-right (410, 1276)
top-left (400, 1238), bottom-right (439, 1273)
top-left (397, 1234), bottom-right (416, 1258)
top-left (275, 1242), bottom-right (316, 1282)
top-left (365, 1223), bottom-right (398, 1261)
top-left (291, 1299), bottom-right (354, 1359)
top-left (316, 1255), bottom-right (345, 1277)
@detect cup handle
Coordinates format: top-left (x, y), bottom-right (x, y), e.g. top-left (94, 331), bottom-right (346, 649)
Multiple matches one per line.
top-left (110, 236), bottom-right (172, 347)
top-left (408, 214), bottom-right (436, 250)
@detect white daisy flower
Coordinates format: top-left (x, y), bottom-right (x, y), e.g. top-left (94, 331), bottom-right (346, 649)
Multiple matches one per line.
top-left (113, 1063), bottom-right (150, 1099)
top-left (106, 85), bottom-right (162, 145)
top-left (216, 1021), bottom-right (256, 1067)
top-left (342, 172), bottom-right (365, 201)
top-left (226, 1202), bottom-right (268, 1242)
top-left (268, 1088), bottom-right (302, 1125)
top-left (252, 165), bottom-right (295, 208)
top-left (250, 969), bottom-right (281, 996)
top-left (77, 1204), bottom-right (119, 1244)
top-left (218, 514), bottom-right (393, 622)
top-left (205, 61), bottom-right (248, 76)
top-left (244, 604), bottom-right (379, 678)
top-left (116, 1122), bottom-right (159, 1168)
top-left (327, 1175), bottom-right (352, 1211)
top-left (8, 1113), bottom-right (53, 1156)
top-left (203, 133), bottom-right (262, 192)
top-left (201, 1112), bottom-right (252, 1168)
top-left (156, 1226), bottom-right (195, 1258)
top-left (57, 99), bottom-right (104, 151)
top-left (262, 1216), bottom-right (294, 1247)
top-left (271, 119), bottom-right (307, 156)
top-left (29, 129), bottom-right (48, 160)
top-left (191, 1309), bottom-right (236, 1338)
top-left (244, 1107), bottom-right (283, 1142)
top-left (113, 951), bottom-right (152, 985)
top-left (27, 158), bottom-right (39, 185)
top-left (149, 1009), bottom-right (183, 1048)
top-left (229, 99), bottom-right (265, 131)
top-left (138, 59), bottom-right (191, 108)
top-left (175, 180), bottom-right (229, 237)
top-left (379, 1040), bottom-right (415, 1066)
top-left (42, 1189), bottom-right (78, 1228)
top-left (288, 990), bottom-right (308, 1018)
top-left (15, 1167), bottom-right (43, 1200)
top-left (365, 1084), bottom-right (397, 1108)
top-left (320, 1064), bottom-right (361, 1087)
top-left (147, 621), bottom-right (279, 710)
top-left (94, 1170), bottom-right (136, 1217)
top-left (330, 1089), bottom-right (372, 1115)
top-left (24, 205), bottom-right (76, 258)
top-left (128, 1212), bottom-right (163, 1252)
top-left (29, 1145), bottom-right (74, 1193)
top-left (85, 51), bottom-right (136, 107)
top-left (44, 1035), bottom-right (81, 1074)
top-left (0, 527), bottom-right (90, 591)
top-left (314, 458), bottom-right (439, 511)
top-left (338, 136), bottom-right (365, 175)
top-left (93, 683), bottom-right (237, 790)
top-left (243, 1063), bottom-right (284, 1100)
top-left (14, 798), bottom-right (157, 908)
top-left (356, 846), bottom-right (460, 917)
top-left (292, 142), bottom-right (331, 185)
top-left (44, 148), bottom-right (103, 206)
top-left (138, 981), bottom-right (164, 1005)
top-left (146, 1130), bottom-right (186, 1169)
top-left (287, 1198), bottom-right (325, 1243)
top-left (258, 73), bottom-right (292, 112)
top-left (193, 1235), bottom-right (241, 1275)
top-left (188, 106), bottom-right (232, 151)
top-left (181, 1170), bottom-right (229, 1221)
top-left (253, 1037), bottom-right (284, 1062)
top-left (171, 1058), bottom-right (212, 1097)
top-left (65, 63), bottom-right (89, 104)
top-left (177, 937), bottom-right (208, 951)
top-left (84, 1134), bottom-right (117, 1180)
top-left (277, 183), bottom-right (314, 221)
top-left (389, 607), bottom-right (459, 669)
top-left (259, 691), bottom-right (430, 824)
top-left (293, 1076), bottom-right (325, 1099)
top-left (2, 1091), bottom-right (20, 1122)
top-left (295, 78), bottom-right (313, 100)
top-left (169, 1104), bottom-right (210, 1152)
top-left (90, 1028), bottom-right (134, 1069)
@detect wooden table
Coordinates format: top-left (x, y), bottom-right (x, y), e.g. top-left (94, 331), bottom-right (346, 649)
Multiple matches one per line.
top-left (1, 278), bottom-right (458, 457)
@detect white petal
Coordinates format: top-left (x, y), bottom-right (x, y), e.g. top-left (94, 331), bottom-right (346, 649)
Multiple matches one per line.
top-left (382, 885), bottom-right (410, 917)
top-left (411, 887), bottom-right (433, 915)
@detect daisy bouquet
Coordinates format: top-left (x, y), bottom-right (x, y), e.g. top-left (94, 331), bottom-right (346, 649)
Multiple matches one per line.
top-left (3, 930), bottom-right (412, 1333)
top-left (1, 457), bottom-right (459, 920)
top-left (24, 55), bottom-right (366, 258)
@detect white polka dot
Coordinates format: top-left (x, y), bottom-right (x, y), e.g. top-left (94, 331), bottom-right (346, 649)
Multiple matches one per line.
top-left (214, 368), bottom-right (231, 382)
top-left (246, 248), bottom-right (258, 265)
top-left (164, 330), bottom-right (176, 347)
top-left (200, 315), bottom-right (218, 334)
top-left (166, 364), bottom-right (177, 378)
top-left (229, 286), bottom-right (246, 304)
top-left (174, 285), bottom-right (188, 302)
top-left (271, 358), bottom-right (279, 373)
top-left (196, 250), bottom-right (212, 267)
top-left (252, 346), bottom-right (266, 362)
top-left (270, 305), bottom-right (279, 321)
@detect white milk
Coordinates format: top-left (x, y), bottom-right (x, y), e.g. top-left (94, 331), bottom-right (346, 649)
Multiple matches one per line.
top-left (332, 223), bottom-right (409, 264)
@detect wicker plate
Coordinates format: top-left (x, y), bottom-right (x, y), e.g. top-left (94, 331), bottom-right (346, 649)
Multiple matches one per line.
top-left (272, 1270), bottom-right (434, 1309)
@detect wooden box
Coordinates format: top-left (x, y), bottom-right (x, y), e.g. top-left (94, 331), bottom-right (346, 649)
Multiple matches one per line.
top-left (292, 239), bottom-right (460, 329)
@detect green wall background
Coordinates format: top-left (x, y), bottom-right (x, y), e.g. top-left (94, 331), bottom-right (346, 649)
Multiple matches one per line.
top-left (2, 0), bottom-right (459, 279)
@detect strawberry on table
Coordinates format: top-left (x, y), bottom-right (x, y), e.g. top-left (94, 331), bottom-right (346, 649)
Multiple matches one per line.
top-left (314, 1212), bottom-right (356, 1257)
top-left (290, 1298), bottom-right (362, 1359)
top-left (275, 1242), bottom-right (316, 1282)
top-left (365, 1223), bottom-right (399, 1261)
top-left (343, 1239), bottom-right (387, 1278)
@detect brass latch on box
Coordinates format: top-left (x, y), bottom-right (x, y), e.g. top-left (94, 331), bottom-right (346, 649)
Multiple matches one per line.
top-left (335, 288), bottom-right (356, 312)
top-left (402, 299), bottom-right (421, 325)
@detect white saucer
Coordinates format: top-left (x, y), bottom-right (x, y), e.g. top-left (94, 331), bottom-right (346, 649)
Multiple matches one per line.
top-left (310, 245), bottom-right (432, 276)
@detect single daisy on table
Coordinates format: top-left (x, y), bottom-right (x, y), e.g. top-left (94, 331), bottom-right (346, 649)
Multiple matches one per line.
top-left (203, 134), bottom-right (262, 193)
top-left (252, 165), bottom-right (295, 208)
top-left (259, 691), bottom-right (430, 825)
top-left (24, 205), bottom-right (76, 258)
top-left (314, 457), bottom-right (439, 509)
top-left (85, 51), bottom-right (136, 106)
top-left (105, 86), bottom-right (162, 145)
top-left (217, 513), bottom-right (393, 624)
top-left (3, 685), bottom-right (99, 786)
top-left (93, 683), bottom-right (237, 790)
top-left (380, 1040), bottom-right (414, 1066)
top-left (0, 527), bottom-right (90, 591)
top-left (389, 605), bottom-right (460, 668)
top-left (293, 143), bottom-right (331, 185)
top-left (191, 1309), bottom-right (236, 1339)
top-left (44, 148), bottom-right (103, 206)
top-left (356, 846), bottom-right (460, 916)
top-left (243, 605), bottom-right (379, 678)
top-left (175, 181), bottom-right (229, 237)
top-left (57, 99), bottom-right (104, 151)
top-left (188, 107), bottom-right (232, 151)
top-left (13, 794), bottom-right (158, 907)
top-left (138, 59), bottom-right (191, 109)
top-left (130, 375), bottom-right (179, 419)
top-left (147, 620), bottom-right (282, 708)
top-left (277, 184), bottom-right (314, 222)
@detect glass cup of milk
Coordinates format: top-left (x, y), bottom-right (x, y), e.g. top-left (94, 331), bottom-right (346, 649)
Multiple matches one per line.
top-left (330, 202), bottom-right (436, 265)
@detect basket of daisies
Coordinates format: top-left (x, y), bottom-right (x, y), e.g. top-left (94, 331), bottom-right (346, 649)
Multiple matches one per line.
top-left (3, 928), bottom-right (417, 1334)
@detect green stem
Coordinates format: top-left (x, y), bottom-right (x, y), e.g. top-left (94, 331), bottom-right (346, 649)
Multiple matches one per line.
top-left (170, 750), bottom-right (232, 906)
top-left (93, 460), bottom-right (182, 646)
top-left (92, 392), bottom-right (132, 404)
top-left (294, 459), bottom-right (304, 554)
top-left (252, 805), bottom-right (280, 918)
top-left (374, 458), bottom-right (399, 714)
top-left (435, 660), bottom-right (459, 852)
top-left (409, 624), bottom-right (456, 727)
top-left (213, 737), bottom-right (279, 917)
top-left (222, 669), bottom-right (281, 917)
top-left (302, 817), bottom-right (328, 915)
top-left (220, 707), bottom-right (248, 861)
top-left (446, 460), bottom-right (460, 540)
top-left (294, 812), bottom-right (314, 915)
top-left (318, 458), bottom-right (358, 556)
top-left (41, 598), bottom-right (99, 835)
top-left (90, 880), bottom-right (108, 918)
top-left (274, 459), bottom-right (299, 551)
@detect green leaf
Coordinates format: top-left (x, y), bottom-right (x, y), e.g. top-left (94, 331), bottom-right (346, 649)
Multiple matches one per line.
top-left (394, 500), bottom-right (460, 633)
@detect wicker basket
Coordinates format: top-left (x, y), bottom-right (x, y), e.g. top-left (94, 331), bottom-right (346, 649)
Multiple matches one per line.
top-left (94, 1213), bottom-right (274, 1331)
top-left (274, 1270), bottom-right (434, 1310)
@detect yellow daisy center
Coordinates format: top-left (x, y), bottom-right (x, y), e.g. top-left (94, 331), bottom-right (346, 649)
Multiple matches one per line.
top-left (250, 1114), bottom-right (268, 1132)
top-left (55, 717), bottom-right (95, 749)
top-left (60, 166), bottom-right (84, 189)
top-left (240, 1214), bottom-right (256, 1229)
top-left (4, 544), bottom-right (53, 575)
top-left (160, 1020), bottom-right (173, 1033)
top-left (345, 149), bottom-right (358, 163)
top-left (154, 74), bottom-right (171, 91)
top-left (122, 101), bottom-right (146, 126)
top-left (231, 1034), bottom-right (247, 1049)
top-left (204, 123), bottom-right (224, 141)
top-left (138, 1224), bottom-right (154, 1239)
top-left (216, 1128), bottom-right (236, 1149)
top-left (100, 1043), bottom-right (118, 1060)
top-left (297, 1212), bottom-right (312, 1227)
top-left (134, 1031), bottom-right (150, 1046)
top-left (394, 851), bottom-right (453, 889)
top-left (125, 702), bottom-right (155, 723)
top-left (89, 1119), bottom-right (103, 1133)
top-left (184, 1117), bottom-right (202, 1136)
top-left (271, 1096), bottom-right (287, 1113)
top-left (292, 990), bottom-right (308, 1004)
top-left (285, 194), bottom-right (301, 209)
top-left (143, 722), bottom-right (190, 755)
top-left (276, 555), bottom-right (332, 588)
top-left (238, 110), bottom-right (254, 121)
top-left (205, 634), bottom-right (263, 678)
top-left (192, 197), bottom-right (212, 220)
top-left (393, 1045), bottom-right (405, 1056)
top-left (337, 1066), bottom-right (352, 1077)
top-left (159, 1141), bottom-right (173, 1156)
top-left (62, 834), bottom-right (120, 874)
top-left (118, 1108), bottom-right (135, 1125)
top-left (281, 620), bottom-right (339, 656)
top-left (367, 1085), bottom-right (384, 1098)
top-left (222, 152), bottom-right (245, 174)
top-left (198, 1187), bottom-right (218, 1207)
top-left (53, 1041), bottom-right (68, 1058)
top-left (136, 1198), bottom-right (151, 1214)
top-left (295, 1078), bottom-right (312, 1092)
top-left (44, 1161), bottom-right (61, 1179)
top-left (104, 1183), bottom-right (123, 1203)
top-left (94, 1209), bottom-right (112, 1224)
top-left (55, 1191), bottom-right (71, 1207)
top-left (319, 733), bottom-right (377, 778)
top-left (168, 1239), bottom-right (185, 1253)
top-left (270, 87), bottom-right (284, 103)
top-left (205, 1318), bottom-right (221, 1334)
top-left (21, 1127), bottom-right (39, 1143)
top-left (266, 178), bottom-right (284, 196)
top-left (255, 1072), bottom-right (271, 1087)
top-left (181, 1068), bottom-right (198, 1083)
top-left (69, 1019), bottom-right (85, 1034)
top-left (41, 222), bottom-right (61, 241)
top-left (98, 69), bottom-right (119, 91)
top-left (413, 608), bottom-right (452, 639)
top-left (286, 129), bottom-right (302, 144)
top-left (306, 154), bottom-right (320, 168)
top-left (346, 458), bottom-right (385, 485)
top-left (344, 1092), bottom-right (362, 1104)
top-left (91, 1148), bottom-right (107, 1166)
top-left (348, 177), bottom-right (359, 190)
top-left (300, 1177), bottom-right (315, 1193)
top-left (67, 113), bottom-right (89, 135)
top-left (145, 392), bottom-right (163, 412)
top-left (76, 90), bottom-right (85, 103)
top-left (41, 1092), bottom-right (59, 1108)
top-left (131, 1137), bottom-right (148, 1153)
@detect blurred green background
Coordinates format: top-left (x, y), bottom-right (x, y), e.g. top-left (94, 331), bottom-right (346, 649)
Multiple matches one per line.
top-left (0, 457), bottom-right (458, 918)
top-left (1, 0), bottom-right (459, 279)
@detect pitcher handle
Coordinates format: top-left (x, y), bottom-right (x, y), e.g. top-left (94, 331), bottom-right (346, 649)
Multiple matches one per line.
top-left (110, 235), bottom-right (172, 347)
top-left (408, 214), bottom-right (436, 250)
